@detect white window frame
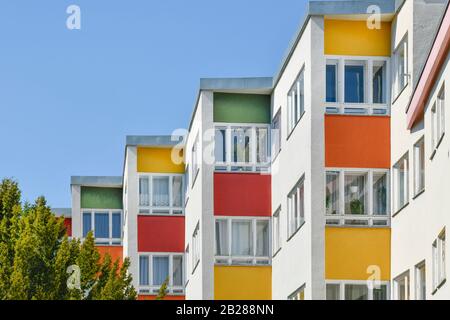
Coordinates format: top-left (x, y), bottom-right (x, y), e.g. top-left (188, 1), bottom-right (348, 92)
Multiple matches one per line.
top-left (326, 280), bottom-right (390, 300)
top-left (432, 229), bottom-right (446, 292)
top-left (392, 36), bottom-right (408, 100)
top-left (214, 216), bottom-right (271, 266)
top-left (325, 168), bottom-right (390, 226)
top-left (214, 123), bottom-right (270, 173)
top-left (431, 83), bottom-right (445, 156)
top-left (287, 176), bottom-right (305, 238)
top-left (393, 153), bottom-right (409, 213)
top-left (415, 261), bottom-right (426, 300)
top-left (192, 223), bottom-right (200, 273)
top-left (272, 207), bottom-right (281, 256)
top-left (413, 137), bottom-right (425, 196)
top-left (138, 173), bottom-right (184, 215)
top-left (288, 284), bottom-right (306, 300)
top-left (138, 253), bottom-right (185, 296)
top-left (287, 66), bottom-right (305, 135)
top-left (271, 109), bottom-right (282, 160)
top-left (82, 209), bottom-right (122, 245)
top-left (191, 134), bottom-right (200, 186)
top-left (394, 271), bottom-right (410, 300)
top-left (324, 56), bottom-right (390, 115)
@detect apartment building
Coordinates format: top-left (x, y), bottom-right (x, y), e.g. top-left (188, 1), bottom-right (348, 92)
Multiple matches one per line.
top-left (390, 0), bottom-right (450, 300)
top-left (54, 0), bottom-right (450, 300)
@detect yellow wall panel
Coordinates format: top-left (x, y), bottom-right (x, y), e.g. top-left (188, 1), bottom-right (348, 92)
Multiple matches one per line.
top-left (324, 19), bottom-right (391, 56)
top-left (214, 266), bottom-right (271, 300)
top-left (325, 227), bottom-right (391, 280)
top-left (137, 147), bottom-right (184, 173)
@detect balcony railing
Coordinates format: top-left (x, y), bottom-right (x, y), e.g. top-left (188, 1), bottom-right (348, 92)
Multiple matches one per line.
top-left (325, 102), bottom-right (389, 116)
top-left (325, 214), bottom-right (390, 227)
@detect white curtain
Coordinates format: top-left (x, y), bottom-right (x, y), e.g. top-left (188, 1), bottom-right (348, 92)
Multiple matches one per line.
top-left (139, 177), bottom-right (149, 206)
top-left (232, 127), bottom-right (251, 163)
top-left (172, 176), bottom-right (182, 207)
top-left (153, 177), bottom-right (169, 206)
top-left (256, 220), bottom-right (269, 257)
top-left (215, 220), bottom-right (229, 256)
top-left (256, 128), bottom-right (268, 163)
top-left (172, 256), bottom-right (183, 286)
top-left (231, 221), bottom-right (252, 256)
top-left (153, 256), bottom-right (169, 286)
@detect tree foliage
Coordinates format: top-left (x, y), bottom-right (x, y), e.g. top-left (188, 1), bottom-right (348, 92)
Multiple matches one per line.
top-left (0, 178), bottom-right (136, 300)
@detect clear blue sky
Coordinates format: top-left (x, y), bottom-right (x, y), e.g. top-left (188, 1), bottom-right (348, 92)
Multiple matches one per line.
top-left (0, 0), bottom-right (308, 207)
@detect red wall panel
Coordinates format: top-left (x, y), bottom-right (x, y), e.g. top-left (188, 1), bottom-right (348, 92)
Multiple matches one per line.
top-left (214, 173), bottom-right (271, 216)
top-left (64, 218), bottom-right (72, 237)
top-left (138, 216), bottom-right (185, 252)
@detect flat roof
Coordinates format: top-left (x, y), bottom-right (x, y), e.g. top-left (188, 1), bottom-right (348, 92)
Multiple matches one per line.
top-left (126, 135), bottom-right (184, 148)
top-left (70, 176), bottom-right (123, 187)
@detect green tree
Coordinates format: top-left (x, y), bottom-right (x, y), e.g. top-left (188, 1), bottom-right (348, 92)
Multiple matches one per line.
top-left (156, 276), bottom-right (169, 300)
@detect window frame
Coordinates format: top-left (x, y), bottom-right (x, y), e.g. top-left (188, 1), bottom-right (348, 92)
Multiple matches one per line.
top-left (288, 284), bottom-right (306, 300)
top-left (271, 109), bottom-right (282, 161)
top-left (324, 56), bottom-right (390, 115)
top-left (287, 176), bottom-right (305, 239)
top-left (326, 280), bottom-right (390, 300)
top-left (138, 173), bottom-right (184, 215)
top-left (138, 252), bottom-right (185, 296)
top-left (392, 36), bottom-right (408, 101)
top-left (413, 137), bottom-right (425, 197)
top-left (272, 206), bottom-right (281, 256)
top-left (394, 271), bottom-right (410, 300)
top-left (214, 123), bottom-right (271, 173)
top-left (431, 83), bottom-right (445, 157)
top-left (214, 216), bottom-right (271, 266)
top-left (325, 168), bottom-right (390, 226)
top-left (393, 153), bottom-right (409, 214)
top-left (287, 66), bottom-right (306, 136)
top-left (432, 229), bottom-right (446, 292)
top-left (82, 209), bottom-right (122, 245)
top-left (192, 223), bottom-right (200, 274)
top-left (415, 260), bottom-right (426, 300)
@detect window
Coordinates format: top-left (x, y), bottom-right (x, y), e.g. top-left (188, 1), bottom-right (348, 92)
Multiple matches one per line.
top-left (192, 134), bottom-right (200, 185)
top-left (184, 165), bottom-right (189, 203)
top-left (138, 174), bottom-right (184, 215)
top-left (138, 253), bottom-right (184, 295)
top-left (432, 229), bottom-right (446, 291)
top-left (345, 62), bottom-right (365, 103)
top-left (393, 37), bottom-right (408, 98)
top-left (82, 210), bottom-right (122, 245)
top-left (185, 245), bottom-right (189, 283)
top-left (373, 61), bottom-right (387, 104)
top-left (414, 137), bottom-right (425, 195)
top-left (288, 285), bottom-right (305, 300)
top-left (326, 282), bottom-right (388, 300)
top-left (287, 176), bottom-right (305, 238)
top-left (192, 223), bottom-right (200, 272)
top-left (326, 63), bottom-right (337, 103)
top-left (271, 110), bottom-right (281, 159)
top-left (325, 170), bottom-right (389, 226)
top-left (393, 153), bottom-right (409, 212)
top-left (214, 124), bottom-right (270, 172)
top-left (394, 271), bottom-right (410, 300)
top-left (287, 68), bottom-right (305, 134)
top-left (214, 217), bottom-right (270, 265)
top-left (272, 207), bottom-right (281, 255)
top-left (431, 84), bottom-right (445, 152)
top-left (415, 261), bottom-right (426, 300)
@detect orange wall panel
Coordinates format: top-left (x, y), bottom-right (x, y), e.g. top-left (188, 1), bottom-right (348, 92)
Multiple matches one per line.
top-left (325, 115), bottom-right (390, 168)
top-left (97, 246), bottom-right (123, 265)
top-left (138, 216), bottom-right (185, 252)
top-left (214, 173), bottom-right (271, 216)
top-left (64, 218), bottom-right (72, 237)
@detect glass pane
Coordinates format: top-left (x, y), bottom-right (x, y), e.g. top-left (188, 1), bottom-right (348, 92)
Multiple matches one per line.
top-left (153, 176), bottom-right (170, 207)
top-left (215, 220), bottom-right (229, 256)
top-left (396, 157), bottom-right (408, 208)
top-left (82, 212), bottom-right (92, 237)
top-left (256, 128), bottom-right (268, 163)
top-left (231, 220), bottom-right (252, 256)
top-left (153, 256), bottom-right (169, 286)
top-left (139, 176), bottom-right (149, 206)
top-left (272, 112), bottom-right (281, 157)
top-left (215, 128), bottom-right (226, 162)
top-left (373, 285), bottom-right (388, 300)
top-left (373, 173), bottom-right (387, 215)
top-left (326, 64), bottom-right (337, 102)
top-left (139, 256), bottom-right (149, 286)
top-left (326, 284), bottom-right (340, 300)
top-left (373, 63), bottom-right (386, 104)
top-left (232, 127), bottom-right (252, 163)
top-left (173, 256), bottom-right (183, 286)
top-left (256, 220), bottom-right (269, 257)
top-left (345, 65), bottom-right (364, 103)
top-left (172, 176), bottom-right (183, 207)
top-left (396, 44), bottom-right (406, 92)
top-left (344, 173), bottom-right (367, 215)
top-left (326, 172), bottom-right (339, 215)
top-left (94, 213), bottom-right (109, 239)
top-left (112, 212), bottom-right (121, 239)
top-left (345, 284), bottom-right (368, 300)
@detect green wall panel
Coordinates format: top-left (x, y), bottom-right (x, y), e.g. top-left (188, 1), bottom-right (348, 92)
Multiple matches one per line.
top-left (213, 93), bottom-right (271, 124)
top-left (80, 187), bottom-right (123, 209)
